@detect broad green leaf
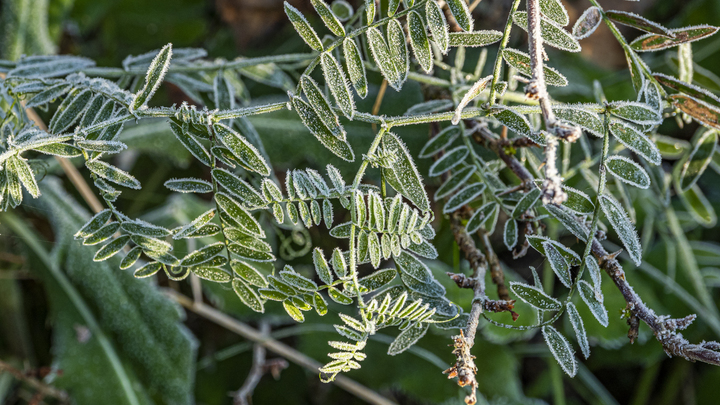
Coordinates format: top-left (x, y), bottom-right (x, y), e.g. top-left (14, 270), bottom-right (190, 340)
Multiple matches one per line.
top-left (679, 184), bottom-right (717, 227)
top-left (212, 168), bottom-right (266, 208)
top-left (233, 278), bottom-right (264, 313)
top-left (544, 241), bottom-right (571, 288)
top-left (408, 11), bottom-right (432, 73)
top-left (343, 38), bottom-right (368, 98)
top-left (214, 122), bottom-right (271, 175)
top-left (578, 280), bottom-right (608, 326)
top-left (599, 194), bottom-right (642, 266)
top-left (446, 0), bottom-right (473, 32)
top-left (301, 75), bottom-right (345, 139)
top-left (321, 53), bottom-right (355, 119)
top-left (426, 1), bottom-right (449, 53)
top-left (169, 121), bottom-right (212, 166)
top-left (509, 282), bottom-right (561, 310)
top-left (669, 94), bottom-right (720, 130)
top-left (387, 322), bottom-right (429, 355)
top-left (605, 10), bottom-right (674, 37)
top-left (131, 43), bottom-right (172, 110)
top-left (49, 88), bottom-right (93, 134)
top-left (435, 165), bottom-right (475, 199)
top-left (542, 326), bottom-right (577, 377)
top-left (400, 272), bottom-right (446, 298)
top-left (502, 49), bottom-right (568, 86)
top-left (164, 177), bottom-right (213, 193)
top-left (388, 18), bottom-right (409, 85)
top-left (513, 12), bottom-right (581, 53)
top-left (312, 0), bottom-right (345, 36)
top-left (367, 27), bottom-right (403, 90)
top-left (606, 155), bottom-right (651, 189)
top-left (86, 159), bottom-right (141, 189)
top-left (215, 192), bottom-right (264, 237)
top-left (512, 187), bottom-right (542, 218)
top-left (566, 303), bottom-right (590, 359)
top-left (631, 25), bottom-right (719, 52)
top-left (448, 31), bottom-right (503, 47)
top-left (608, 120), bottom-right (661, 165)
top-left (381, 132), bottom-right (430, 212)
top-left (284, 2), bottom-right (323, 51)
top-left (428, 145), bottom-right (469, 177)
top-left (443, 183), bottom-right (486, 213)
top-left (540, 0), bottom-right (569, 26)
top-left (289, 95), bottom-right (355, 161)
top-left (420, 126), bottom-right (461, 158)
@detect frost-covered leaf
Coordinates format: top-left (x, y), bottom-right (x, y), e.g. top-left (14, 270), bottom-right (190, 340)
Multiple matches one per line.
top-left (435, 165), bottom-right (475, 199)
top-left (491, 106), bottom-right (536, 141)
top-left (679, 129), bottom-right (717, 191)
top-left (343, 38), bottom-right (368, 98)
top-left (572, 7), bottom-right (602, 40)
top-left (444, 183), bottom-right (486, 214)
top-left (131, 44), bottom-right (172, 111)
top-left (544, 241), bottom-right (572, 288)
top-left (387, 322), bottom-right (428, 355)
top-left (504, 218), bottom-right (518, 250)
top-left (192, 266), bottom-right (231, 283)
top-left (93, 235), bottom-right (130, 262)
top-left (168, 121), bottom-right (213, 166)
top-left (395, 251), bottom-right (432, 284)
top-left (540, 0), bottom-right (569, 26)
top-left (561, 186), bottom-right (594, 215)
top-left (9, 55), bottom-right (95, 78)
top-left (512, 188), bottom-right (542, 218)
top-left (679, 184), bottom-right (717, 227)
top-left (609, 120), bottom-right (661, 165)
top-left (290, 95), bottom-right (355, 161)
top-left (49, 88), bottom-right (93, 134)
top-left (382, 132), bottom-right (430, 212)
top-left (448, 31), bottom-right (502, 47)
top-left (134, 262), bottom-right (163, 278)
top-left (631, 25), bottom-right (719, 52)
top-left (86, 159), bottom-right (141, 189)
top-left (212, 168), bottom-right (266, 208)
top-left (466, 202), bottom-right (499, 234)
top-left (509, 282), bottom-right (561, 310)
top-left (566, 303), bottom-right (590, 359)
top-left (180, 242), bottom-right (225, 267)
top-left (502, 49), bottom-right (568, 86)
top-left (367, 27), bottom-right (403, 91)
top-left (453, 76), bottom-right (492, 125)
top-left (301, 76), bottom-right (345, 140)
top-left (606, 155), bottom-right (651, 189)
top-left (215, 192), bottom-right (264, 237)
top-left (121, 220), bottom-right (170, 238)
top-left (233, 278), bottom-right (264, 312)
top-left (408, 11), bottom-right (432, 73)
top-left (283, 301), bottom-right (305, 322)
top-left (164, 178), bottom-right (213, 194)
top-left (312, 0), bottom-right (345, 36)
top-left (527, 235), bottom-right (581, 266)
top-left (426, 1), bottom-right (449, 53)
top-left (513, 12), bottom-right (581, 53)
top-left (33, 142), bottom-right (83, 157)
top-left (545, 204), bottom-right (590, 242)
top-left (228, 243), bottom-right (274, 262)
top-left (10, 157), bottom-right (40, 198)
top-left (653, 73), bottom-right (720, 108)
top-left (365, 0), bottom-right (375, 24)
top-left (428, 145), bottom-right (469, 177)
top-left (285, 2), bottom-right (323, 51)
top-left (609, 101), bottom-right (662, 126)
top-left (420, 126), bottom-right (461, 158)
top-left (606, 10), bottom-right (674, 37)
top-left (388, 19), bottom-right (409, 85)
top-left (214, 122), bottom-right (271, 175)
top-left (543, 325), bottom-right (577, 377)
top-left (599, 194), bottom-right (642, 266)
top-left (75, 209), bottom-right (113, 239)
top-left (446, 0), bottom-right (473, 32)
top-left (578, 280), bottom-right (608, 326)
top-left (328, 286), bottom-right (353, 304)
top-left (26, 82), bottom-right (72, 108)
top-left (313, 248), bottom-right (333, 285)
top-left (231, 261), bottom-right (268, 288)
top-left (669, 94), bottom-right (720, 130)
top-left (554, 105), bottom-right (604, 138)
top-left (76, 140), bottom-right (127, 153)
top-left (321, 53), bottom-right (355, 119)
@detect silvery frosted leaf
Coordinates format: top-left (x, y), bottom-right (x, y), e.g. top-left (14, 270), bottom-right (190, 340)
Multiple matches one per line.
top-left (622, 48), bottom-right (646, 93)
top-left (212, 168), bottom-right (266, 208)
top-left (130, 233), bottom-right (171, 253)
top-left (446, 0), bottom-right (473, 32)
top-left (609, 101), bottom-right (662, 126)
top-left (180, 242), bottom-right (225, 266)
top-left (448, 31), bottom-right (502, 47)
top-left (543, 326), bottom-right (577, 377)
top-left (131, 43), bottom-right (171, 111)
top-left (606, 155), bottom-right (651, 189)
top-left (400, 272), bottom-right (446, 298)
top-left (408, 11), bottom-right (433, 73)
top-left (387, 0), bottom-right (401, 17)
top-left (406, 238), bottom-right (438, 259)
top-left (452, 75), bottom-right (492, 125)
top-left (32, 142), bottom-right (83, 158)
top-left (49, 88), bottom-right (93, 134)
top-left (169, 120), bottom-right (213, 166)
top-left (311, 200), bottom-right (322, 225)
top-left (10, 157), bottom-right (39, 198)
top-left (174, 209), bottom-right (216, 240)
top-left (225, 228), bottom-right (272, 252)
top-left (609, 120), bottom-right (661, 165)
top-left (86, 159), bottom-right (141, 189)
top-left (679, 184), bottom-right (717, 227)
top-left (312, 0), bottom-right (345, 36)
top-left (631, 25), bottom-right (719, 52)
top-left (669, 94), bottom-right (720, 130)
top-left (231, 261), bottom-right (268, 288)
top-left (405, 100), bottom-right (454, 116)
top-left (80, 95), bottom-right (105, 128)
top-left (8, 55), bottom-right (95, 78)
top-left (342, 39), bottom-right (368, 98)
top-left (512, 187), bottom-right (542, 218)
top-left (420, 126), bottom-right (461, 158)
top-left (510, 281), bottom-right (561, 310)
top-left (339, 314), bottom-right (366, 333)
top-left (381, 132), bottom-right (430, 212)
top-left (367, 27), bottom-right (403, 90)
top-left (387, 322), bottom-right (428, 355)
top-left (365, 0), bottom-right (375, 24)
top-left (572, 7), bottom-right (602, 40)
top-left (653, 73), bottom-right (720, 108)
top-left (191, 267), bottom-right (231, 283)
top-left (599, 194), bottom-right (642, 266)
top-left (280, 267), bottom-right (318, 291)
top-left (388, 19), bottom-right (409, 85)
top-left (213, 73), bottom-right (234, 110)
top-left (513, 12), bottom-right (581, 52)
top-left (301, 76), bottom-right (344, 140)
top-left (298, 200), bottom-right (312, 227)
top-left (443, 183), bottom-right (486, 214)
top-left (215, 192), bottom-right (264, 237)
top-left (359, 268), bottom-right (397, 293)
top-left (321, 53), bottom-right (355, 119)
top-left (238, 63), bottom-right (294, 91)
top-left (83, 222), bottom-right (120, 246)
top-left (546, 204), bottom-right (590, 242)
top-left (435, 165), bottom-right (475, 199)
top-left (184, 224), bottom-right (221, 239)
top-left (290, 95), bottom-right (355, 161)
top-left (428, 145), bottom-right (469, 177)
top-left (75, 209), bottom-right (112, 239)
top-left (313, 248), bottom-right (333, 285)
top-left (164, 177), bottom-right (213, 194)
top-left (394, 251), bottom-right (432, 284)
top-left (527, 235), bottom-right (581, 265)
top-left (680, 129), bottom-right (717, 191)
top-left (605, 10), bottom-right (673, 38)
top-left (121, 219), bottom-right (171, 238)
top-left (502, 49), bottom-right (568, 86)
top-left (215, 122), bottom-right (272, 174)
top-left (134, 262), bottom-right (163, 278)
top-left (314, 292), bottom-right (329, 316)
top-left (585, 255), bottom-right (603, 294)
top-left (322, 199), bottom-right (334, 226)
top-left (233, 278), bottom-right (264, 312)
top-left (330, 222), bottom-right (352, 238)
top-left (566, 303), bottom-right (590, 359)
top-left (491, 106), bottom-right (536, 141)
top-left (284, 2), bottom-right (323, 51)
top-left (426, 1), bottom-right (449, 53)
top-left (578, 280), bottom-right (609, 326)
top-left (352, 191), bottom-right (367, 226)
top-left (504, 218), bottom-right (518, 250)
top-left (119, 246), bottom-right (142, 270)
top-left (466, 202), bottom-right (499, 234)
top-left (75, 140), bottom-right (127, 153)
top-left (554, 105), bottom-right (604, 138)
top-left (26, 82), bottom-right (72, 108)
top-left (228, 243), bottom-right (275, 262)
top-left (540, 0), bottom-right (569, 26)
top-left (331, 0), bottom-right (353, 21)
top-left (543, 241), bottom-right (571, 288)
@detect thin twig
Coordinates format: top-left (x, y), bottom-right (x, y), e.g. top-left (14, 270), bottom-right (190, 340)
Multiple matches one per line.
top-left (0, 360), bottom-right (69, 402)
top-left (371, 79), bottom-right (388, 133)
top-left (233, 322), bottom-right (288, 405)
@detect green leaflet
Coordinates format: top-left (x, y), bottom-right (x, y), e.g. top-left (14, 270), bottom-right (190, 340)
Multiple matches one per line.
top-left (33, 142), bottom-right (83, 158)
top-left (545, 204), bottom-right (590, 242)
top-left (540, 0), bottom-right (569, 26)
top-left (426, 0), bottom-right (449, 53)
top-left (599, 194), bottom-right (642, 266)
top-left (443, 183), bottom-right (486, 214)
top-left (169, 120), bottom-right (212, 167)
top-left (504, 218), bottom-right (518, 250)
top-left (511, 187), bottom-right (542, 218)
top-left (367, 27), bottom-right (403, 91)
top-left (214, 122), bottom-right (271, 175)
top-left (49, 88), bottom-right (93, 134)
top-left (212, 168), bottom-right (266, 208)
top-left (408, 11), bottom-right (432, 74)
top-left (233, 278), bottom-right (265, 313)
top-left (502, 49), bottom-right (568, 87)
top-left (509, 281), bottom-right (561, 310)
top-left (289, 95), bottom-right (355, 161)
top-left (131, 43), bottom-right (172, 111)
top-left (213, 73), bottom-right (234, 110)
top-left (543, 241), bottom-right (571, 288)
top-left (435, 165), bottom-right (475, 199)
top-left (180, 242), bottom-right (225, 266)
top-left (466, 202), bottom-right (499, 234)
top-left (94, 235), bottom-right (130, 262)
top-left (566, 303), bottom-right (590, 359)
top-left (572, 7), bottom-right (602, 40)
top-left (311, 0), bottom-right (345, 37)
top-left (606, 155), bottom-right (651, 189)
top-left (542, 326), bottom-right (577, 377)
top-left (490, 106), bottom-right (536, 141)
top-left (420, 126), bottom-right (461, 158)
top-left (313, 248), bottom-right (333, 285)
top-left (448, 31), bottom-right (503, 47)
top-left (554, 105), bottom-right (604, 137)
top-left (284, 2), bottom-right (323, 51)
top-left (387, 322), bottom-right (429, 355)
top-left (121, 219), bottom-right (171, 238)
top-left (513, 11), bottom-right (581, 53)
top-left (343, 38), bottom-right (368, 98)
top-left (609, 101), bottom-right (662, 126)
top-left (679, 129), bottom-right (717, 191)
top-left (388, 19), bottom-right (409, 85)
top-left (10, 156), bottom-right (39, 198)
top-left (453, 76), bottom-right (492, 125)
top-left (300, 75), bottom-right (345, 139)
top-left (381, 132), bottom-right (430, 212)
top-left (578, 280), bottom-right (609, 327)
top-left (231, 260), bottom-right (268, 287)
top-left (679, 184), bottom-right (717, 227)
top-left (428, 145), bottom-right (469, 177)
top-left (527, 235), bottom-right (581, 266)
top-left (191, 267), bottom-right (231, 283)
top-left (321, 53), bottom-right (355, 119)
top-left (608, 120), bottom-right (661, 165)
top-left (215, 192), bottom-right (264, 237)
top-left (630, 25), bottom-right (719, 52)
top-left (75, 209), bottom-right (112, 239)
top-left (388, 0), bottom-right (401, 17)
top-left (365, 0), bottom-right (375, 25)
top-left (653, 73), bottom-right (720, 108)
top-left (164, 177), bottom-right (213, 194)
top-left (26, 82), bottom-right (72, 108)
top-left (446, 0), bottom-right (473, 32)
top-left (605, 10), bottom-right (673, 38)
top-left (86, 159), bottom-right (141, 189)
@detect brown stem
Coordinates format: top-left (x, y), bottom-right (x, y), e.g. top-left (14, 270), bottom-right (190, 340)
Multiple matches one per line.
top-left (0, 360), bottom-right (69, 402)
top-left (233, 322), bottom-right (288, 405)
